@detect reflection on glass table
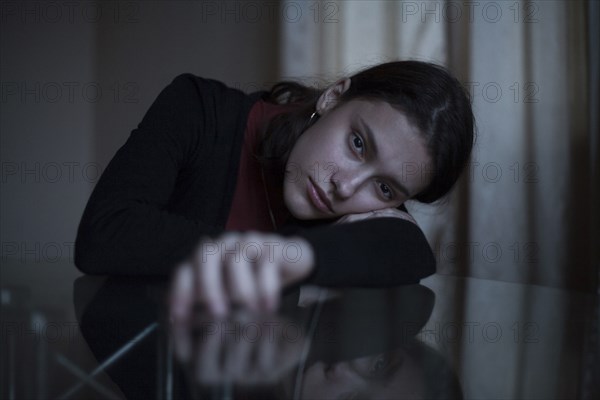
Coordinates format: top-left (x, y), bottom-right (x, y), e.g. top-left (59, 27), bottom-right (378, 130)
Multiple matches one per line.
top-left (1, 261), bottom-right (598, 399)
top-left (74, 277), bottom-right (459, 399)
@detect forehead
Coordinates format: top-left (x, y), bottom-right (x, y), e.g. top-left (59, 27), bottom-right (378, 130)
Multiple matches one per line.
top-left (345, 99), bottom-right (420, 140)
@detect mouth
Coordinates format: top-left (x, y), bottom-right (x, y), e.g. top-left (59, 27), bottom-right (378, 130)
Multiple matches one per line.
top-left (307, 177), bottom-right (333, 213)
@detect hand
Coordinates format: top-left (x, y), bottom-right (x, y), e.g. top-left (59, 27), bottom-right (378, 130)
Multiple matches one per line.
top-left (169, 231), bottom-right (315, 319)
top-left (333, 207), bottom-right (417, 225)
top-left (171, 310), bottom-right (306, 385)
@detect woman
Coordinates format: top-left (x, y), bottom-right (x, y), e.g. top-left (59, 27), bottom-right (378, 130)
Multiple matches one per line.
top-left (74, 60), bottom-right (474, 316)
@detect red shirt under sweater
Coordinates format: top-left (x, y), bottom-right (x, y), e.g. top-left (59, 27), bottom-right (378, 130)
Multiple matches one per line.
top-left (225, 99), bottom-right (295, 232)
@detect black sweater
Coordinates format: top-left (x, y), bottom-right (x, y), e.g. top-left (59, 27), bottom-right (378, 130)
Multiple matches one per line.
top-left (74, 74), bottom-right (436, 286)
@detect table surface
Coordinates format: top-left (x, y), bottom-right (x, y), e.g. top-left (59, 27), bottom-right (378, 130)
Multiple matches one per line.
top-left (1, 260), bottom-right (598, 400)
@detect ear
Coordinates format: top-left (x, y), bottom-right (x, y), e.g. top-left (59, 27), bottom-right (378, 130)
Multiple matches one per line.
top-left (316, 78), bottom-right (351, 115)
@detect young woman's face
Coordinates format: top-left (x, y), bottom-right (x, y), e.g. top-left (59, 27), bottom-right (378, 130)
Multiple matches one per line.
top-left (283, 79), bottom-right (433, 220)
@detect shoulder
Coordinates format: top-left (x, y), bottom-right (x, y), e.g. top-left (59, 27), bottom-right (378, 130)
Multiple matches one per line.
top-left (142, 73), bottom-right (263, 128)
top-left (166, 73), bottom-right (264, 105)
top-left (168, 73), bottom-right (233, 93)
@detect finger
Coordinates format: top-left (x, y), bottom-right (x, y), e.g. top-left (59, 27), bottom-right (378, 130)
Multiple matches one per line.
top-left (170, 263), bottom-right (194, 322)
top-left (196, 245), bottom-right (227, 317)
top-left (371, 208), bottom-right (417, 224)
top-left (224, 234), bottom-right (259, 311)
top-left (256, 258), bottom-right (280, 312)
top-left (222, 319), bottom-right (253, 381)
top-left (225, 254), bottom-right (259, 312)
top-left (256, 322), bottom-right (277, 381)
top-left (333, 211), bottom-right (372, 225)
top-left (171, 318), bottom-right (192, 364)
top-left (196, 322), bottom-right (222, 384)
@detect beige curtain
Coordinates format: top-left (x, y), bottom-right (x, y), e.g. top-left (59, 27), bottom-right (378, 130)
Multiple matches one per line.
top-left (278, 1), bottom-right (598, 397)
top-left (278, 0), bottom-right (597, 291)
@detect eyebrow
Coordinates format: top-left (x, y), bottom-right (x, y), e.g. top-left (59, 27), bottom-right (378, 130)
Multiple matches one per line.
top-left (356, 115), bottom-right (412, 198)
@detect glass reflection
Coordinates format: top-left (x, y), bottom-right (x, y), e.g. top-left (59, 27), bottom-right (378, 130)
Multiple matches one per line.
top-left (74, 277), bottom-right (462, 399)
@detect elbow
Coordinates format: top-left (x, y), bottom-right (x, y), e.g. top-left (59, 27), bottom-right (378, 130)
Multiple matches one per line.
top-left (74, 207), bottom-right (109, 274)
top-left (74, 208), bottom-right (129, 275)
top-left (74, 224), bottom-right (118, 275)
top-left (386, 218), bottom-right (437, 281)
top-left (409, 231), bottom-right (437, 281)
top-left (419, 249), bottom-right (437, 280)
top-left (74, 234), bottom-right (104, 275)
top-left (409, 234), bottom-right (437, 281)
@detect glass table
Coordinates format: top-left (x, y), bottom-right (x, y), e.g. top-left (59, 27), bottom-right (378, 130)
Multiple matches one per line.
top-left (1, 260), bottom-right (598, 399)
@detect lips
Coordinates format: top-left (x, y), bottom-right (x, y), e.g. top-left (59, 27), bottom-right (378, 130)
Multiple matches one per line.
top-left (308, 177), bottom-right (333, 213)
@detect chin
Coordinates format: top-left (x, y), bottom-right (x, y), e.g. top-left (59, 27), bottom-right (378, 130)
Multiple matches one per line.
top-left (287, 202), bottom-right (326, 221)
top-left (288, 205), bottom-right (317, 221)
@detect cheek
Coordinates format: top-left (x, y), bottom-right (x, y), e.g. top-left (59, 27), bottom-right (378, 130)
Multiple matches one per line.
top-left (290, 129), bottom-right (315, 157)
top-left (288, 128), bottom-right (349, 188)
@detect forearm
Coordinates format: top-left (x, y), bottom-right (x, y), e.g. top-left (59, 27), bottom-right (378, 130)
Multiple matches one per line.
top-left (279, 217), bottom-right (436, 287)
top-left (75, 202), bottom-right (221, 275)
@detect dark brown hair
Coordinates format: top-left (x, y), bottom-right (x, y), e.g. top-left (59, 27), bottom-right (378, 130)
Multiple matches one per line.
top-left (256, 60), bottom-right (475, 204)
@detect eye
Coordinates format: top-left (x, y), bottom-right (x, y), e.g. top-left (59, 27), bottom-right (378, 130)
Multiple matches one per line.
top-left (350, 132), bottom-right (395, 201)
top-left (370, 354), bottom-right (391, 376)
top-left (378, 181), bottom-right (394, 200)
top-left (350, 132), bottom-right (365, 155)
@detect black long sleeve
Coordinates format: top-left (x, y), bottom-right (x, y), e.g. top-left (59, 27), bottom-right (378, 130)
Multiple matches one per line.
top-left (74, 74), bottom-right (257, 275)
top-left (75, 73), bottom-right (436, 285)
top-left (279, 217), bottom-right (436, 287)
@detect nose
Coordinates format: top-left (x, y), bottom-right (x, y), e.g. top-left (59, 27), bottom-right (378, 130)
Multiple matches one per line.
top-left (324, 361), bottom-right (357, 381)
top-left (330, 168), bottom-right (367, 200)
